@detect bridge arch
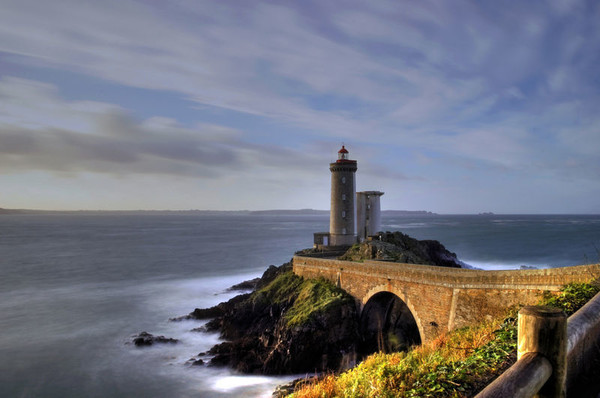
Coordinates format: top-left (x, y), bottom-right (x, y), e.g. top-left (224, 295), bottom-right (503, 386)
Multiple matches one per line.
top-left (294, 256), bottom-right (600, 344)
top-left (359, 286), bottom-right (422, 354)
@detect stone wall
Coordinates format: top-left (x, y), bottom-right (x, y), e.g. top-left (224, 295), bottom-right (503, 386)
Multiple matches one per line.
top-left (293, 256), bottom-right (600, 342)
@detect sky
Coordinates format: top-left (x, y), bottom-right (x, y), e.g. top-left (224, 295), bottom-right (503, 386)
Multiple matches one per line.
top-left (0, 0), bottom-right (599, 213)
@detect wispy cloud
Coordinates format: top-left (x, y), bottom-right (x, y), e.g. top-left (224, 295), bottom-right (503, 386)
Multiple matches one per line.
top-left (0, 77), bottom-right (327, 180)
top-left (0, 0), bottom-right (599, 211)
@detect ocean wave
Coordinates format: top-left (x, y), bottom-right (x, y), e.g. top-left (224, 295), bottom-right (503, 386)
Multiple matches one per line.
top-left (461, 260), bottom-right (543, 271)
top-left (212, 375), bottom-right (294, 395)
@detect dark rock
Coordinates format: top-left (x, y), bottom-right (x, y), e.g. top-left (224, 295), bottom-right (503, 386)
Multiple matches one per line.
top-left (204, 268), bottom-right (360, 375)
top-left (208, 342), bottom-right (233, 367)
top-left (170, 293), bottom-right (251, 321)
top-left (228, 278), bottom-right (260, 291)
top-left (177, 237), bottom-right (467, 377)
top-left (339, 231), bottom-right (464, 268)
top-left (255, 263), bottom-right (292, 289)
top-left (171, 262), bottom-right (293, 323)
top-left (191, 359), bottom-right (204, 366)
top-left (190, 326), bottom-right (207, 333)
top-left (132, 331), bottom-right (178, 347)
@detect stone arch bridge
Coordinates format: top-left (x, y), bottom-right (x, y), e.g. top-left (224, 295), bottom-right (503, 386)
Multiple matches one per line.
top-left (293, 256), bottom-right (600, 346)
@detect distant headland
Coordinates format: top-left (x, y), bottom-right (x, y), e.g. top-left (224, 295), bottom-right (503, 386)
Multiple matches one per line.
top-left (0, 208), bottom-right (437, 216)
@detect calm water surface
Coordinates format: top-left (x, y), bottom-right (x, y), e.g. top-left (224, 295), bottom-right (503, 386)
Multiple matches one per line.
top-left (1, 213), bottom-right (598, 397)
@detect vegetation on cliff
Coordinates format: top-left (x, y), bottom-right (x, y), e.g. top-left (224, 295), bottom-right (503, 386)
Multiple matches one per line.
top-left (249, 269), bottom-right (356, 328)
top-left (184, 263), bottom-right (360, 374)
top-left (289, 316), bottom-right (516, 397)
top-left (338, 231), bottom-right (463, 268)
top-left (288, 280), bottom-right (600, 397)
top-left (540, 281), bottom-right (600, 315)
top-left (180, 229), bottom-right (468, 377)
top-left (283, 275), bottom-right (355, 328)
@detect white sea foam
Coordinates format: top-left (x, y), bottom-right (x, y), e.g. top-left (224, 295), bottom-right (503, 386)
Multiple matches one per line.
top-left (213, 376), bottom-right (277, 392)
top-left (385, 223), bottom-right (428, 229)
top-left (211, 375), bottom-right (298, 397)
top-left (463, 260), bottom-right (542, 271)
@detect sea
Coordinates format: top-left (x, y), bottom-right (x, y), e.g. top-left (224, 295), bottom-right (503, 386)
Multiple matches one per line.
top-left (1, 213), bottom-right (599, 398)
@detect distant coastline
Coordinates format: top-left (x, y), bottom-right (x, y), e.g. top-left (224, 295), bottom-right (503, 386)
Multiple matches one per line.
top-left (3, 208), bottom-right (599, 216)
top-left (0, 208), bottom-right (437, 216)
top-left (0, 208), bottom-right (250, 216)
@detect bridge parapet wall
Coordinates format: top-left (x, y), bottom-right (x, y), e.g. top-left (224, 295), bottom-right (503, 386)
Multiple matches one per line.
top-left (293, 256), bottom-right (600, 342)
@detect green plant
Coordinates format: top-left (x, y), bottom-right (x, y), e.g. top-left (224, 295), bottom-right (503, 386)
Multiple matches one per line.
top-left (252, 270), bottom-right (303, 306)
top-left (288, 281), bottom-right (600, 398)
top-left (540, 282), bottom-right (600, 316)
top-left (285, 277), bottom-right (354, 328)
top-left (252, 271), bottom-right (355, 329)
top-left (290, 317), bottom-right (516, 397)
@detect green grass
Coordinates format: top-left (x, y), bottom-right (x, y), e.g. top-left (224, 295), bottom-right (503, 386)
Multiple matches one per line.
top-left (289, 280), bottom-right (600, 398)
top-left (290, 316), bottom-right (516, 397)
top-left (251, 270), bottom-right (355, 328)
top-left (252, 270), bottom-right (304, 306)
top-left (338, 243), bottom-right (365, 262)
top-left (285, 277), bottom-right (355, 328)
top-left (540, 282), bottom-right (600, 315)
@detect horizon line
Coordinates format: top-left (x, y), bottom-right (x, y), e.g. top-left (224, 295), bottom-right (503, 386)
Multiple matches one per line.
top-left (1, 208), bottom-right (599, 216)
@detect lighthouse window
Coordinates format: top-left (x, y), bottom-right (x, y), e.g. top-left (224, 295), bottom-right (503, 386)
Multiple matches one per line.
top-left (342, 228), bottom-right (347, 234)
top-left (342, 193), bottom-right (346, 200)
top-left (342, 177), bottom-right (346, 184)
top-left (342, 210), bottom-right (346, 218)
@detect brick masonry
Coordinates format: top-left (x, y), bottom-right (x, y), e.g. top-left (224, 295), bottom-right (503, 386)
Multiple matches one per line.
top-left (293, 256), bottom-right (600, 343)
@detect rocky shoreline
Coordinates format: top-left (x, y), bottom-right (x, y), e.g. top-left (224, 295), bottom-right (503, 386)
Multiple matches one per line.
top-left (133, 232), bottom-right (465, 395)
top-left (172, 261), bottom-right (360, 374)
top-left (167, 232), bottom-right (465, 376)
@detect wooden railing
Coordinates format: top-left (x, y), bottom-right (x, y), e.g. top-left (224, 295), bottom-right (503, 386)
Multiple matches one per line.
top-left (476, 291), bottom-right (600, 398)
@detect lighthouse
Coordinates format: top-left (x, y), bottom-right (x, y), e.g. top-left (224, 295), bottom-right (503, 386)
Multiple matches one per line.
top-left (313, 145), bottom-right (383, 250)
top-left (328, 145), bottom-right (358, 246)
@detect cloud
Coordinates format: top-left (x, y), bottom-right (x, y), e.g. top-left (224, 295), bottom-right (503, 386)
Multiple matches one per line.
top-left (0, 77), bottom-right (328, 180)
top-left (1, 1), bottom-right (598, 136)
top-left (0, 1), bottom-right (599, 211)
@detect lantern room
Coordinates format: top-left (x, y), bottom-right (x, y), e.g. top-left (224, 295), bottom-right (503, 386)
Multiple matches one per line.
top-left (337, 145), bottom-right (349, 162)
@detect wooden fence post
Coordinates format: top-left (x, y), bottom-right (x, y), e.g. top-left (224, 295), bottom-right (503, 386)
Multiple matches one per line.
top-left (518, 306), bottom-right (567, 398)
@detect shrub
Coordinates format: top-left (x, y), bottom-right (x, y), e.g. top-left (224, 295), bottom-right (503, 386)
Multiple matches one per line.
top-left (289, 318), bottom-right (515, 397)
top-left (289, 280), bottom-right (600, 398)
top-left (540, 282), bottom-right (600, 316)
top-left (253, 271), bottom-right (355, 328)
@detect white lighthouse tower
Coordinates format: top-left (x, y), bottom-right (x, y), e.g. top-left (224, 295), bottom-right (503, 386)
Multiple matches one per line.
top-left (328, 145), bottom-right (358, 246)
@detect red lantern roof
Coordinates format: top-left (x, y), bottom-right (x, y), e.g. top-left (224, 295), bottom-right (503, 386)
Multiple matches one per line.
top-left (336, 145), bottom-right (355, 163)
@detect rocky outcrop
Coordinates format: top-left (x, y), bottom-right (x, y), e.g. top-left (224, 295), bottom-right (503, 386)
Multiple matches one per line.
top-left (228, 278), bottom-right (260, 291)
top-left (170, 293), bottom-right (251, 322)
top-left (177, 232), bottom-right (466, 375)
top-left (339, 231), bottom-right (464, 268)
top-left (207, 285), bottom-right (358, 374)
top-left (179, 263), bottom-right (360, 374)
top-left (170, 264), bottom-right (288, 322)
top-left (131, 331), bottom-right (178, 346)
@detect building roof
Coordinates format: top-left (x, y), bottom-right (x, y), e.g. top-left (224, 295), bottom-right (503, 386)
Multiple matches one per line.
top-left (334, 144), bottom-right (357, 165)
top-left (357, 191), bottom-right (385, 197)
